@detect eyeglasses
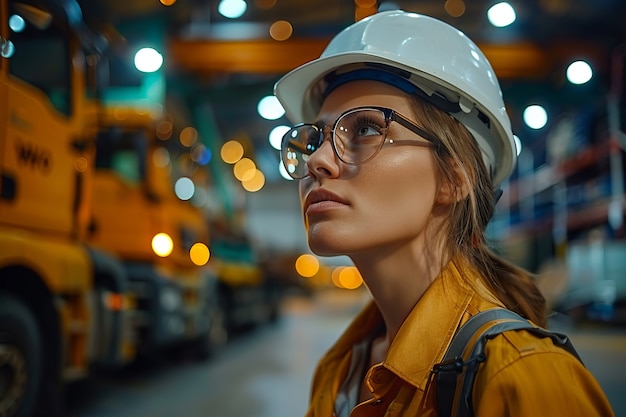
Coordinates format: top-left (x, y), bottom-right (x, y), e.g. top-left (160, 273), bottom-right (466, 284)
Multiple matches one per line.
top-left (281, 106), bottom-right (442, 179)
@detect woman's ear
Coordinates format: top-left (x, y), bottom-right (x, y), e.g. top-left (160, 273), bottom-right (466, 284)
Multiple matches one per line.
top-left (436, 164), bottom-right (470, 205)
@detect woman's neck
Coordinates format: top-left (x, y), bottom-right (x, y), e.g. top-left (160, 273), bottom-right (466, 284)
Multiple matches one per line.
top-left (352, 239), bottom-right (448, 346)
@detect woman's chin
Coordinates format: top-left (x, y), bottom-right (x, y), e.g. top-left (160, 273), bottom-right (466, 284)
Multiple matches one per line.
top-left (306, 234), bottom-right (353, 257)
top-left (307, 240), bottom-right (343, 257)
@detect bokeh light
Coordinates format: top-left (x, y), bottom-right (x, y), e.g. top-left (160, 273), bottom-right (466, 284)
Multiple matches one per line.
top-left (338, 266), bottom-right (363, 289)
top-left (269, 20), bottom-right (293, 41)
top-left (233, 158), bottom-right (256, 181)
top-left (152, 233), bottom-right (173, 257)
top-left (190, 243), bottom-right (210, 266)
top-left (179, 126), bottom-right (198, 147)
top-left (134, 47), bottom-right (163, 73)
top-left (221, 140), bottom-right (244, 164)
top-left (174, 177), bottom-right (195, 200)
top-left (523, 105), bottom-right (548, 130)
top-left (242, 169), bottom-right (265, 192)
top-left (269, 125), bottom-right (290, 150)
top-left (295, 254), bottom-right (320, 278)
top-left (487, 2), bottom-right (516, 27)
top-left (257, 95), bottom-right (285, 120)
top-left (566, 60), bottom-right (593, 85)
top-left (218, 0), bottom-right (247, 18)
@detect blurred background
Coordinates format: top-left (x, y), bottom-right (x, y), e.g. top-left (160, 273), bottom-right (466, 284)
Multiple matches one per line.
top-left (0, 0), bottom-right (625, 416)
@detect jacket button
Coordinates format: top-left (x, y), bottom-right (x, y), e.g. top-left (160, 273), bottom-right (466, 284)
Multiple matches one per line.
top-left (372, 369), bottom-right (392, 384)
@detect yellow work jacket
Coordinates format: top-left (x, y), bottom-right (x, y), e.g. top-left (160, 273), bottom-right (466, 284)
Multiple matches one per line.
top-left (305, 258), bottom-right (615, 417)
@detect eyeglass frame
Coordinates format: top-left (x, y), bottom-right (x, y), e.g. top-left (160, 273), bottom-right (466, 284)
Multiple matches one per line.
top-left (280, 106), bottom-right (444, 179)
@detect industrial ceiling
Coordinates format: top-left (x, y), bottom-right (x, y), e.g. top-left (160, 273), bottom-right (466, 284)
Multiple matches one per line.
top-left (76, 0), bottom-right (626, 183)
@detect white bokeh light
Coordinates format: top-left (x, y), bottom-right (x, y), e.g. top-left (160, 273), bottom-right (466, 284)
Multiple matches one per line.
top-left (174, 177), bottom-right (195, 200)
top-left (523, 105), bottom-right (548, 130)
top-left (279, 160), bottom-right (294, 180)
top-left (257, 95), bottom-right (285, 120)
top-left (134, 47), bottom-right (163, 73)
top-left (269, 125), bottom-right (290, 150)
top-left (218, 0), bottom-right (247, 19)
top-left (487, 2), bottom-right (516, 27)
top-left (566, 60), bottom-right (593, 85)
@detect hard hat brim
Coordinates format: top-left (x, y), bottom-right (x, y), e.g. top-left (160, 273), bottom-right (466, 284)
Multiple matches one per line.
top-left (274, 51), bottom-right (515, 186)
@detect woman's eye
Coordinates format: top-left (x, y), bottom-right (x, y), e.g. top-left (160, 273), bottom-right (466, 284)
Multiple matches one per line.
top-left (355, 125), bottom-right (381, 137)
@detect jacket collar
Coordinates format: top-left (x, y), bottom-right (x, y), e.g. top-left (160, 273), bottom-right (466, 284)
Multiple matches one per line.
top-left (384, 257), bottom-right (475, 390)
top-left (328, 257), bottom-right (485, 391)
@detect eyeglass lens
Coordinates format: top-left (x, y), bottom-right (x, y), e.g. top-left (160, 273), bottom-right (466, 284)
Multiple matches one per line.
top-left (281, 108), bottom-right (388, 178)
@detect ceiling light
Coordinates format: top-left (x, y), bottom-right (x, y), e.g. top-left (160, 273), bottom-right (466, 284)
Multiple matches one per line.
top-left (218, 0), bottom-right (247, 19)
top-left (134, 47), bottom-right (163, 73)
top-left (523, 105), bottom-right (548, 130)
top-left (487, 2), bottom-right (516, 27)
top-left (8, 14), bottom-right (25, 32)
top-left (257, 95), bottom-right (285, 120)
top-left (174, 177), bottom-right (195, 200)
top-left (269, 20), bottom-right (293, 41)
top-left (269, 125), bottom-right (290, 150)
top-left (279, 160), bottom-right (293, 180)
top-left (566, 60), bottom-right (593, 85)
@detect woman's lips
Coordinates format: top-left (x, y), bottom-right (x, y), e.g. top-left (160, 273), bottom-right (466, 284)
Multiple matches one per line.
top-left (304, 189), bottom-right (349, 216)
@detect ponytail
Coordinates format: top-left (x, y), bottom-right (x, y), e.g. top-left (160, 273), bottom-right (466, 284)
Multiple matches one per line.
top-left (474, 247), bottom-right (547, 327)
top-left (409, 97), bottom-right (548, 327)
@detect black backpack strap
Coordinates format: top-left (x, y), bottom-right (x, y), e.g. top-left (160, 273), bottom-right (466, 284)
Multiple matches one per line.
top-left (433, 308), bottom-right (582, 417)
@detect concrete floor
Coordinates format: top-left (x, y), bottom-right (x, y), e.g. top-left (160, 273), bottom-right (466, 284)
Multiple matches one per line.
top-left (67, 289), bottom-right (626, 417)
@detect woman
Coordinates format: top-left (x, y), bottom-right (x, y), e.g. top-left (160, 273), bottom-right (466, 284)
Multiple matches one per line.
top-left (274, 10), bottom-right (614, 417)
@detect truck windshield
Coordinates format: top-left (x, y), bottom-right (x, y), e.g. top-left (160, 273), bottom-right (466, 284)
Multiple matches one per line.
top-left (96, 128), bottom-right (148, 184)
top-left (7, 3), bottom-right (72, 116)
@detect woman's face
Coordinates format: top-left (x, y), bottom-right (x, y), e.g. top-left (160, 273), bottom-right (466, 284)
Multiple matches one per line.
top-left (299, 80), bottom-right (445, 257)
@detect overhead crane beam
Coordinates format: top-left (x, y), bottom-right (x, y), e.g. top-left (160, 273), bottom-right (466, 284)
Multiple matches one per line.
top-left (168, 37), bottom-right (607, 80)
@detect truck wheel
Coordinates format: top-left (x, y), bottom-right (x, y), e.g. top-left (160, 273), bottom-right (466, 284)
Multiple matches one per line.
top-left (0, 294), bottom-right (42, 417)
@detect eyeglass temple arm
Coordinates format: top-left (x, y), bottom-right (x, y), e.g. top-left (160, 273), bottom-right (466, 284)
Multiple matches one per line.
top-left (391, 112), bottom-right (441, 147)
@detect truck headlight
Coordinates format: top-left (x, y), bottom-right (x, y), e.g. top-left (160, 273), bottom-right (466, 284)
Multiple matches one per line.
top-left (152, 232), bottom-right (173, 257)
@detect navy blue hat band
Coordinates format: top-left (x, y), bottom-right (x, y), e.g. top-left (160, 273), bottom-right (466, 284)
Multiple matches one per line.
top-left (322, 67), bottom-right (462, 114)
top-left (323, 68), bottom-right (419, 98)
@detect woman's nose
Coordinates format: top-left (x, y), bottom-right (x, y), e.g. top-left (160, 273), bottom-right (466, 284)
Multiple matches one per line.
top-left (306, 133), bottom-right (340, 178)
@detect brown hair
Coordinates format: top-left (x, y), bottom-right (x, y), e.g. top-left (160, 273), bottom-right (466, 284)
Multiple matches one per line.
top-left (410, 99), bottom-right (548, 327)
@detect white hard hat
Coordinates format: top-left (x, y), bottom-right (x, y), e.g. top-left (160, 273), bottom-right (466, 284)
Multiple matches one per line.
top-left (274, 10), bottom-right (516, 186)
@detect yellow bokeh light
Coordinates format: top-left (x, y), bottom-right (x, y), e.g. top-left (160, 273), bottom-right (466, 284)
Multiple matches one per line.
top-left (152, 147), bottom-right (171, 168)
top-left (160, 0), bottom-right (176, 5)
top-left (190, 242), bottom-right (210, 266)
top-left (242, 169), bottom-right (265, 192)
top-left (444, 0), bottom-right (466, 17)
top-left (233, 157), bottom-right (256, 181)
top-left (443, 0), bottom-right (465, 17)
top-left (221, 140), bottom-right (244, 164)
top-left (269, 20), bottom-right (293, 41)
top-left (156, 119), bottom-right (173, 141)
top-left (338, 266), bottom-right (363, 289)
top-left (295, 254), bottom-right (319, 278)
top-left (179, 126), bottom-right (198, 147)
top-left (331, 266), bottom-right (345, 288)
top-left (355, 6), bottom-right (377, 21)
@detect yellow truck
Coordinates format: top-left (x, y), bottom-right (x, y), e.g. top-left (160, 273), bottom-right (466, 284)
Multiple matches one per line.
top-left (87, 106), bottom-right (225, 358)
top-left (0, 1), bottom-right (137, 416)
top-left (210, 219), bottom-right (282, 331)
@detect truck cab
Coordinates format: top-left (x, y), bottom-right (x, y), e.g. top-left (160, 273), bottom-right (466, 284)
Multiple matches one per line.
top-left (0, 2), bottom-right (136, 416)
